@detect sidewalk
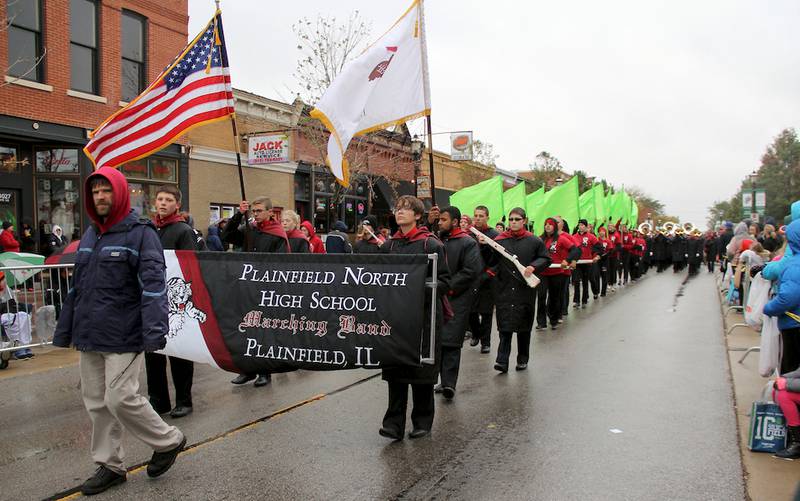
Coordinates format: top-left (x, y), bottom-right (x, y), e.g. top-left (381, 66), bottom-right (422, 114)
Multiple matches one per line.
top-left (0, 345), bottom-right (78, 381)
top-left (720, 287), bottom-right (800, 500)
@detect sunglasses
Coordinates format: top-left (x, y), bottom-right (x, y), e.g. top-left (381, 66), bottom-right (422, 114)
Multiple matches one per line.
top-left (508, 217), bottom-right (524, 221)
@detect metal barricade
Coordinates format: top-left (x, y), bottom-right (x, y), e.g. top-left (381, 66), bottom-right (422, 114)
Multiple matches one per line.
top-left (0, 263), bottom-right (74, 357)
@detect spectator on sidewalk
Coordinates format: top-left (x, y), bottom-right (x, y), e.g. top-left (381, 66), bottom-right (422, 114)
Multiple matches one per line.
top-left (0, 222), bottom-right (20, 252)
top-left (300, 220), bottom-right (325, 254)
top-left (763, 219), bottom-right (800, 375)
top-left (43, 225), bottom-right (68, 257)
top-left (325, 220), bottom-right (352, 254)
top-left (773, 371), bottom-right (800, 459)
top-left (0, 271), bottom-right (34, 359)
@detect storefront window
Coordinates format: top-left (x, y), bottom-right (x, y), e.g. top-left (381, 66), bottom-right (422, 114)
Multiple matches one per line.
top-left (36, 148), bottom-right (80, 173)
top-left (150, 158), bottom-right (177, 182)
top-left (37, 178), bottom-right (81, 240)
top-left (119, 158), bottom-right (148, 179)
top-left (128, 183), bottom-right (161, 219)
top-left (0, 146), bottom-right (20, 174)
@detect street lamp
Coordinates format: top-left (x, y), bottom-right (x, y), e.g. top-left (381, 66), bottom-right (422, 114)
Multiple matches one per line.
top-left (411, 134), bottom-right (424, 197)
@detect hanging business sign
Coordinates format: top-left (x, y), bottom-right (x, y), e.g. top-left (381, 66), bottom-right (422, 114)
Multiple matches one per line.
top-left (248, 134), bottom-right (290, 165)
top-left (450, 132), bottom-right (473, 161)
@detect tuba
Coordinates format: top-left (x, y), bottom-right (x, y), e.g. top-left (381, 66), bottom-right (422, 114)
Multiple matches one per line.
top-left (662, 221), bottom-right (677, 235)
top-left (637, 222), bottom-right (651, 236)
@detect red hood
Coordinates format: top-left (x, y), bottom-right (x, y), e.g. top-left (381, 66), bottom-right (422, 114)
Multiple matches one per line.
top-left (392, 225), bottom-right (433, 243)
top-left (85, 167), bottom-right (131, 233)
top-left (442, 227), bottom-right (469, 240)
top-left (497, 229), bottom-right (533, 241)
top-left (300, 221), bottom-right (317, 239)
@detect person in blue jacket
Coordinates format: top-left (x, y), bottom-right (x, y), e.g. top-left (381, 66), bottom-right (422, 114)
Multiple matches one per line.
top-left (53, 167), bottom-right (186, 495)
top-left (763, 219), bottom-right (800, 375)
top-left (762, 200), bottom-right (800, 285)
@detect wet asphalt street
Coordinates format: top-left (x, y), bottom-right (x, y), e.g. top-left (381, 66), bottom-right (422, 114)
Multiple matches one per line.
top-left (0, 271), bottom-right (744, 500)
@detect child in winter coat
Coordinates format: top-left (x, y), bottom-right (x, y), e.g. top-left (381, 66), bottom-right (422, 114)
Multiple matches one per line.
top-left (773, 371), bottom-right (800, 459)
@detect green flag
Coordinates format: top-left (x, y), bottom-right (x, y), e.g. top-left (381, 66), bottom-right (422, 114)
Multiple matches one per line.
top-left (503, 182), bottom-right (527, 222)
top-left (593, 184), bottom-right (607, 228)
top-left (449, 176), bottom-right (504, 226)
top-left (526, 185), bottom-right (546, 234)
top-left (579, 188), bottom-right (596, 227)
top-left (630, 198), bottom-right (639, 227)
top-left (619, 190), bottom-right (632, 228)
top-left (543, 176), bottom-right (580, 232)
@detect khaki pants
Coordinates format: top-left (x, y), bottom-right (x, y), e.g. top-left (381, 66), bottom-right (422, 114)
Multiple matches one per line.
top-left (80, 351), bottom-right (183, 474)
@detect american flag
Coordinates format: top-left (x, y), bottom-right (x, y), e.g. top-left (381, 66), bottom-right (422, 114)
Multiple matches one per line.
top-left (84, 12), bottom-right (234, 169)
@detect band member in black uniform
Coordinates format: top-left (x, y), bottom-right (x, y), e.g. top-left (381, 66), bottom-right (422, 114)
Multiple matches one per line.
top-left (379, 196), bottom-right (450, 440)
top-left (468, 206), bottom-right (499, 354)
top-left (491, 207), bottom-right (551, 372)
top-left (436, 207), bottom-right (482, 398)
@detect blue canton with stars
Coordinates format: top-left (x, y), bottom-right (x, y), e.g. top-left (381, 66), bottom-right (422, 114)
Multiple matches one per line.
top-left (165, 19), bottom-right (225, 91)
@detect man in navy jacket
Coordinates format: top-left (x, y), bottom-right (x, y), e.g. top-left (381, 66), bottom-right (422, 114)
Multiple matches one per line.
top-left (53, 167), bottom-right (185, 495)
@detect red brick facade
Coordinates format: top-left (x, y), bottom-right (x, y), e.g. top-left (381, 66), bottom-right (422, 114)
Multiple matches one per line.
top-left (0, 0), bottom-right (188, 130)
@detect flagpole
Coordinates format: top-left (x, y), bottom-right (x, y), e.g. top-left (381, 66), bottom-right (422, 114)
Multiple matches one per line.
top-left (214, 0), bottom-right (246, 201)
top-left (425, 115), bottom-right (436, 206)
top-left (230, 115), bottom-right (247, 200)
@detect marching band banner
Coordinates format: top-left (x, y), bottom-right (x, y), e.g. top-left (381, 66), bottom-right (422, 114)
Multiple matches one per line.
top-left (158, 251), bottom-right (428, 374)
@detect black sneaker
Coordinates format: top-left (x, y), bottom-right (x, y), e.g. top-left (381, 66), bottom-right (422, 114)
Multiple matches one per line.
top-left (146, 435), bottom-right (186, 478)
top-left (169, 405), bottom-right (193, 418)
top-left (253, 374), bottom-right (272, 387)
top-left (494, 363), bottom-right (508, 373)
top-left (80, 466), bottom-right (126, 495)
top-left (433, 383), bottom-right (444, 394)
top-left (441, 386), bottom-right (455, 399)
top-left (480, 345), bottom-right (491, 354)
top-left (535, 324), bottom-right (547, 331)
top-left (230, 374), bottom-right (256, 385)
top-left (469, 338), bottom-right (480, 347)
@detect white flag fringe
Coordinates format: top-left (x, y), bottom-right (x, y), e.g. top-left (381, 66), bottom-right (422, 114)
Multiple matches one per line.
top-left (310, 0), bottom-right (431, 186)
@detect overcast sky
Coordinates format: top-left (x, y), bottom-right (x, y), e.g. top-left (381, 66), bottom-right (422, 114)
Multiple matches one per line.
top-left (188, 0), bottom-right (800, 224)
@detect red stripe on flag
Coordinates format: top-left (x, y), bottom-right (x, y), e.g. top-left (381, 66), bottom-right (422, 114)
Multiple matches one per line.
top-left (94, 92), bottom-right (231, 165)
top-left (174, 250), bottom-right (237, 372)
top-left (87, 75), bottom-right (231, 156)
top-left (101, 106), bottom-right (233, 167)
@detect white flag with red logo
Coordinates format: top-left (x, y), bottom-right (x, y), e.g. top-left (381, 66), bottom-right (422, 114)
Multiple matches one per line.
top-left (310, 0), bottom-right (431, 186)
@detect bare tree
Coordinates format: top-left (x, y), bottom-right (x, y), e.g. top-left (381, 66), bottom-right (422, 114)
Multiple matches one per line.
top-left (472, 139), bottom-right (498, 167)
top-left (292, 11), bottom-right (371, 103)
top-left (2, 0), bottom-right (47, 88)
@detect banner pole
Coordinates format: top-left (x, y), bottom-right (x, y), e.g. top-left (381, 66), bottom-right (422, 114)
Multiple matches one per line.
top-left (425, 114), bottom-right (436, 206)
top-left (230, 114), bottom-right (247, 201)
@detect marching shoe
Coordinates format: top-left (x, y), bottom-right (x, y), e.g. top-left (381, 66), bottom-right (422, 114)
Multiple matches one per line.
top-left (379, 427), bottom-right (403, 440)
top-left (469, 338), bottom-right (480, 347)
top-left (515, 363), bottom-right (528, 371)
top-left (169, 406), bottom-right (193, 418)
top-left (494, 363), bottom-right (508, 373)
top-left (551, 324), bottom-right (559, 330)
top-left (441, 386), bottom-right (455, 399)
top-left (230, 374), bottom-right (256, 385)
top-left (409, 429), bottom-right (430, 439)
top-left (593, 295), bottom-right (599, 300)
top-left (433, 383), bottom-right (444, 394)
top-left (146, 435), bottom-right (187, 478)
top-left (253, 374), bottom-right (272, 387)
top-left (535, 324), bottom-right (547, 331)
top-left (775, 426), bottom-right (800, 460)
top-left (480, 345), bottom-right (491, 354)
top-left (80, 466), bottom-right (126, 495)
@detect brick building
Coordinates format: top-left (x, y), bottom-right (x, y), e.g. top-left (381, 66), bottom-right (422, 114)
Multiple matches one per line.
top-left (0, 0), bottom-right (189, 249)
